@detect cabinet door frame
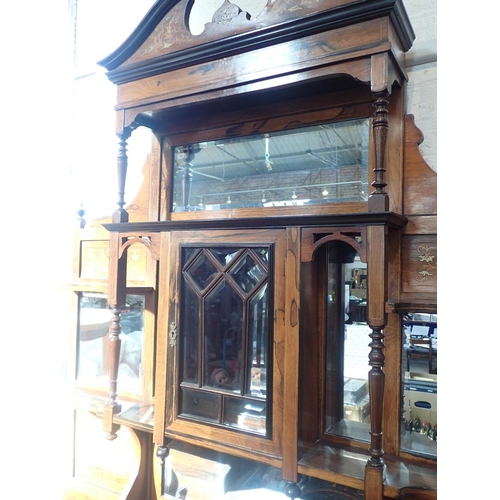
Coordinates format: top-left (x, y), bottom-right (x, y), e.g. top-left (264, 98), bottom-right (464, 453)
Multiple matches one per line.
top-left (156, 228), bottom-right (289, 460)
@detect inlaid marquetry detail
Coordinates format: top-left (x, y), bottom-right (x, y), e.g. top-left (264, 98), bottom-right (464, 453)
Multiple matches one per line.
top-left (416, 244), bottom-right (437, 281)
top-left (119, 0), bottom-right (375, 69)
top-left (80, 241), bottom-right (110, 280)
top-left (80, 236), bottom-right (159, 282)
top-left (402, 234), bottom-right (437, 294)
top-left (141, 8), bottom-right (190, 55)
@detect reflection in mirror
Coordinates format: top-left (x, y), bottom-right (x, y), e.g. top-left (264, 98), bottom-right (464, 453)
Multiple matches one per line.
top-left (203, 280), bottom-right (243, 392)
top-left (172, 118), bottom-right (369, 212)
top-left (401, 312), bottom-right (437, 458)
top-left (324, 245), bottom-right (370, 443)
top-left (77, 292), bottom-right (145, 392)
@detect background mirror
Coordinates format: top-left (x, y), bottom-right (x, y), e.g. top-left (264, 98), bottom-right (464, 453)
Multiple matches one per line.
top-left (401, 312), bottom-right (437, 458)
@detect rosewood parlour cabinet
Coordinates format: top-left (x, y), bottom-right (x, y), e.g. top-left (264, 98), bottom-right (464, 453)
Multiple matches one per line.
top-left (65, 1), bottom-right (437, 499)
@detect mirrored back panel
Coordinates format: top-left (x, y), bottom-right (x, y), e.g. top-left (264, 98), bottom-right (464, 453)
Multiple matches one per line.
top-left (172, 118), bottom-right (369, 212)
top-left (401, 312), bottom-right (437, 459)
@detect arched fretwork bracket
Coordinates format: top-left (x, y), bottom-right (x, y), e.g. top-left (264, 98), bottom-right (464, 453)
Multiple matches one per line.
top-left (301, 227), bottom-right (367, 263)
top-left (118, 233), bottom-right (161, 262)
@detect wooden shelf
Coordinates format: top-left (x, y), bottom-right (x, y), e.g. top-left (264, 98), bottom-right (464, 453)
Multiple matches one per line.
top-left (115, 403), bottom-right (155, 433)
top-left (386, 295), bottom-right (437, 314)
top-left (298, 441), bottom-right (437, 498)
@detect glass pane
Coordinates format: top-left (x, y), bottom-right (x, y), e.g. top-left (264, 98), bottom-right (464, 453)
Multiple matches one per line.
top-left (223, 398), bottom-right (267, 436)
top-left (178, 244), bottom-right (271, 437)
top-left (172, 118), bottom-right (369, 212)
top-left (401, 312), bottom-right (437, 458)
top-left (209, 248), bottom-right (240, 268)
top-left (77, 292), bottom-right (145, 392)
top-left (248, 283), bottom-right (268, 398)
top-left (204, 280), bottom-right (243, 392)
top-left (180, 388), bottom-right (220, 422)
top-left (253, 247), bottom-right (269, 265)
top-left (229, 251), bottom-right (265, 294)
top-left (185, 250), bottom-right (220, 292)
top-left (181, 280), bottom-right (200, 384)
top-left (324, 252), bottom-right (370, 442)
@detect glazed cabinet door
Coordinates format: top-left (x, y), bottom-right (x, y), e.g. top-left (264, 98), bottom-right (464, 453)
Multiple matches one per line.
top-left (155, 229), bottom-right (289, 461)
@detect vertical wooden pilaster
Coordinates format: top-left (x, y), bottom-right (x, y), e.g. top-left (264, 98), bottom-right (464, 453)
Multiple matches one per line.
top-left (365, 224), bottom-right (388, 500)
top-left (153, 233), bottom-right (169, 446)
top-left (282, 227), bottom-right (300, 484)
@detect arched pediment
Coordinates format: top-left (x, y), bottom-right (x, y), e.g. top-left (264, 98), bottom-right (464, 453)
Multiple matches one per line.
top-left (98, 0), bottom-right (414, 85)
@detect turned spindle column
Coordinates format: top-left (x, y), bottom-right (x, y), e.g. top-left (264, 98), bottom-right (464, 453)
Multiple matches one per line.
top-left (369, 92), bottom-right (389, 212)
top-left (157, 444), bottom-right (184, 496)
top-left (114, 127), bottom-right (132, 224)
top-left (103, 305), bottom-right (123, 440)
top-left (367, 324), bottom-right (386, 466)
top-left (157, 445), bottom-right (170, 495)
top-left (103, 229), bottom-right (127, 439)
top-left (103, 126), bottom-right (133, 439)
top-left (364, 90), bottom-right (390, 500)
top-left (365, 224), bottom-right (388, 500)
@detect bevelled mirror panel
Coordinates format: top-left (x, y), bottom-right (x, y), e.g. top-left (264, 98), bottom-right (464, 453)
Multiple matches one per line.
top-left (78, 292), bottom-right (145, 392)
top-left (401, 312), bottom-right (437, 459)
top-left (172, 118), bottom-right (369, 212)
